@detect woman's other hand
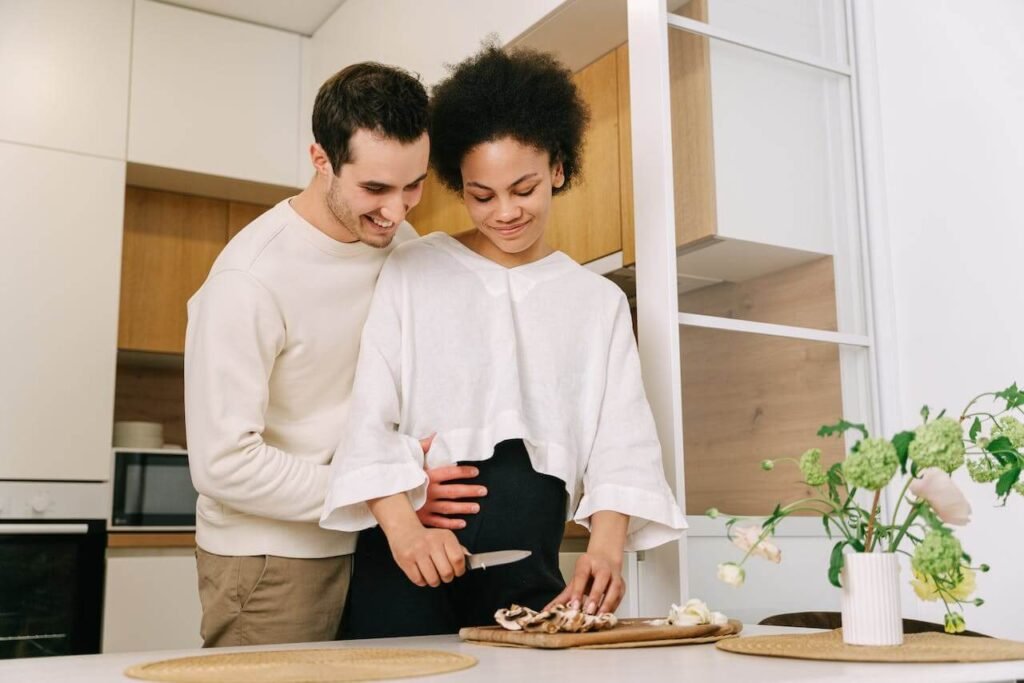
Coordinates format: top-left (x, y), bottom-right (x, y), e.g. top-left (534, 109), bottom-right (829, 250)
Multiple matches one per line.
top-left (546, 510), bottom-right (629, 614)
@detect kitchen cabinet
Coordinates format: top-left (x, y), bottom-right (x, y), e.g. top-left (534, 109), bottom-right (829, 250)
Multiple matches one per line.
top-left (0, 141), bottom-right (124, 481)
top-left (128, 0), bottom-right (303, 188)
top-left (118, 188), bottom-right (228, 354)
top-left (117, 187), bottom-right (272, 354)
top-left (103, 547), bottom-right (203, 653)
top-left (0, 0), bottom-right (132, 159)
top-left (407, 47), bottom-right (627, 266)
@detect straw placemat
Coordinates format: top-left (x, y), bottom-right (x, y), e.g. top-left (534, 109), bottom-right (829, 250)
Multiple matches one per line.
top-left (124, 647), bottom-right (477, 683)
top-left (717, 629), bottom-right (1024, 663)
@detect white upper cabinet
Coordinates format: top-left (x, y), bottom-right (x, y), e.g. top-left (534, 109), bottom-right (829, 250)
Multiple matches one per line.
top-left (0, 141), bottom-right (125, 481)
top-left (0, 0), bottom-right (132, 159)
top-left (128, 0), bottom-right (302, 187)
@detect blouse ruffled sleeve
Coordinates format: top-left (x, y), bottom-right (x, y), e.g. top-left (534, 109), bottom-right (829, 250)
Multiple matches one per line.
top-left (572, 294), bottom-right (687, 551)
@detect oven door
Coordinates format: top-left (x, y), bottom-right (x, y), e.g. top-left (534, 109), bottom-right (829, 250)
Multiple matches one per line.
top-left (0, 519), bottom-right (106, 658)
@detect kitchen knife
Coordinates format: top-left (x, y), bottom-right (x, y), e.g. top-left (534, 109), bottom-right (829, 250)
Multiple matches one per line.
top-left (466, 549), bottom-right (532, 570)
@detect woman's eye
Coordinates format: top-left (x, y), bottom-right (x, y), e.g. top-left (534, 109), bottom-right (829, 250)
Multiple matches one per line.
top-left (515, 188), bottom-right (536, 197)
top-left (471, 195), bottom-right (493, 203)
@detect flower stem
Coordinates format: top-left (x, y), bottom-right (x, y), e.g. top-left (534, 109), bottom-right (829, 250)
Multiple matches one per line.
top-left (889, 476), bottom-right (915, 529)
top-left (890, 501), bottom-right (923, 551)
top-left (863, 489), bottom-right (882, 552)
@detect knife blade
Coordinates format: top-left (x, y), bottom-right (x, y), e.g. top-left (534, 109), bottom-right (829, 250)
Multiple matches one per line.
top-left (466, 549), bottom-right (532, 571)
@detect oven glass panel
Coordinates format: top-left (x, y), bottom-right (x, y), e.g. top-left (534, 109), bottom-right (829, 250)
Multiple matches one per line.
top-left (0, 521), bottom-right (105, 658)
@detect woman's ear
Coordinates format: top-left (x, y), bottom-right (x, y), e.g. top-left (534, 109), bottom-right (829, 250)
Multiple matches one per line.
top-left (552, 160), bottom-right (565, 189)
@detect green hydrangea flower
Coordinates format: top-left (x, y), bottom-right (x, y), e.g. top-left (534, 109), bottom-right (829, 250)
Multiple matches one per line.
top-left (799, 448), bottom-right (828, 486)
top-left (909, 417), bottom-right (965, 473)
top-left (967, 457), bottom-right (1004, 483)
top-left (992, 416), bottom-right (1024, 449)
top-left (842, 438), bottom-right (898, 489)
top-left (912, 530), bottom-right (963, 577)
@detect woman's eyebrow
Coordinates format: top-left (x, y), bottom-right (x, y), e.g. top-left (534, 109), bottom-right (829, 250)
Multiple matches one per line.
top-left (465, 173), bottom-right (540, 191)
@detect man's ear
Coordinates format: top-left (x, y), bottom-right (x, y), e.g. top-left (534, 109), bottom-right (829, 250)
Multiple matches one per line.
top-left (552, 160), bottom-right (565, 189)
top-left (310, 143), bottom-right (334, 177)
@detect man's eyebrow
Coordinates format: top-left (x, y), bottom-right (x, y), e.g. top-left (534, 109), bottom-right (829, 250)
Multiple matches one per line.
top-left (465, 173), bottom-right (540, 191)
top-left (360, 173), bottom-right (428, 189)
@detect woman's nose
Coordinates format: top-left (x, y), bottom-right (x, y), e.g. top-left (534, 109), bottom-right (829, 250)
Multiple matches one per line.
top-left (494, 198), bottom-right (523, 223)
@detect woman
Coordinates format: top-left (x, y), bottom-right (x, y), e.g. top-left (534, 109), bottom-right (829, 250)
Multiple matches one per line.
top-left (321, 45), bottom-right (686, 638)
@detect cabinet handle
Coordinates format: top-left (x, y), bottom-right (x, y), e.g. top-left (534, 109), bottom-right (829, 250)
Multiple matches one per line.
top-left (0, 523), bottom-right (89, 535)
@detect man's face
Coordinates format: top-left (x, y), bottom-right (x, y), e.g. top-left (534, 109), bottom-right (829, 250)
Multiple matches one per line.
top-left (325, 129), bottom-right (429, 248)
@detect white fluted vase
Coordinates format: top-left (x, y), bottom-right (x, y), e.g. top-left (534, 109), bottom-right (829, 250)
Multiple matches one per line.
top-left (840, 552), bottom-right (903, 645)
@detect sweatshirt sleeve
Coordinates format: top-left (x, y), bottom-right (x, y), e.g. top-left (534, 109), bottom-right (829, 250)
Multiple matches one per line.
top-left (184, 269), bottom-right (330, 523)
top-left (572, 294), bottom-right (688, 551)
top-left (320, 254), bottom-right (428, 532)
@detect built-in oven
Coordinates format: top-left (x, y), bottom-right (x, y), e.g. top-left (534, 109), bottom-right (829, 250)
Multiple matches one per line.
top-left (110, 448), bottom-right (197, 530)
top-left (0, 482), bottom-right (108, 659)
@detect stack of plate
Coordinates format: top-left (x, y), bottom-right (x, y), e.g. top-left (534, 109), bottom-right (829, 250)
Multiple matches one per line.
top-left (113, 421), bottom-right (164, 448)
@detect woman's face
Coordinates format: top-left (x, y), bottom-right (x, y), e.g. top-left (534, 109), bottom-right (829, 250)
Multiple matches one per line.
top-left (460, 137), bottom-right (564, 266)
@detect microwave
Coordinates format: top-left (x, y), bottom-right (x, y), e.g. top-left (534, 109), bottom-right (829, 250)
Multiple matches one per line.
top-left (110, 448), bottom-right (197, 530)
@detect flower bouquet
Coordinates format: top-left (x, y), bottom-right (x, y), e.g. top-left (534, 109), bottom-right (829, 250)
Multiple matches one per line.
top-left (710, 383), bottom-right (1024, 643)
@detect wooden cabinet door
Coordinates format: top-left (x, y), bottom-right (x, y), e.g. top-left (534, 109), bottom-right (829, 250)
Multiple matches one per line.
top-left (547, 48), bottom-right (624, 265)
top-left (117, 187), bottom-right (227, 354)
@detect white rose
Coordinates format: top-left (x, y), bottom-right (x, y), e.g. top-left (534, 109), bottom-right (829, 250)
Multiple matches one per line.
top-left (710, 611), bottom-right (728, 625)
top-left (668, 599), bottom-right (711, 625)
top-left (731, 524), bottom-right (782, 563)
top-left (717, 562), bottom-right (745, 587)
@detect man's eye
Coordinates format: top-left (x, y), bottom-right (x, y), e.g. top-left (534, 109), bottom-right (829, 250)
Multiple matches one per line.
top-left (364, 186), bottom-right (386, 194)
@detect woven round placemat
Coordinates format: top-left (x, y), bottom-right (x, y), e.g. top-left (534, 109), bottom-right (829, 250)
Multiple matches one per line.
top-left (717, 629), bottom-right (1024, 663)
top-left (124, 647), bottom-right (477, 683)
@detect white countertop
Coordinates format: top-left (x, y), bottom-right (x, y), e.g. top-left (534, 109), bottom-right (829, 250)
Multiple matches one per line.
top-left (1, 625), bottom-right (1022, 683)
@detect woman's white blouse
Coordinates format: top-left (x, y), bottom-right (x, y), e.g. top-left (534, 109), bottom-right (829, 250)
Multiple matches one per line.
top-left (320, 232), bottom-right (686, 551)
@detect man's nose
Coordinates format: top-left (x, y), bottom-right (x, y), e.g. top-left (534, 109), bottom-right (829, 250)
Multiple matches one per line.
top-left (379, 198), bottom-right (405, 224)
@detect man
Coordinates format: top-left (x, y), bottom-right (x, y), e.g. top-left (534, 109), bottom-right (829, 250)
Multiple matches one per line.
top-left (185, 63), bottom-right (483, 648)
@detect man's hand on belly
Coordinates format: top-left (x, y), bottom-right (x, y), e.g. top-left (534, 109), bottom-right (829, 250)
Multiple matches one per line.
top-left (415, 434), bottom-right (488, 530)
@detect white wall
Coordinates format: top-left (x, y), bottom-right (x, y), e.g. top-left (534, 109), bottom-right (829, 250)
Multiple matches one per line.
top-left (299, 0), bottom-right (564, 160)
top-left (871, 0), bottom-right (1024, 640)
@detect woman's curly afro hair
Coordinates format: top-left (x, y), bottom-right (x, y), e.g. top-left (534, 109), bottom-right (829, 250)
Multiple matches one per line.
top-left (429, 44), bottom-right (590, 195)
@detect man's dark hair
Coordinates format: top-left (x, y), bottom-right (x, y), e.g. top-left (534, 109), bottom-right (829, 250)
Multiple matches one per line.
top-left (429, 45), bottom-right (589, 195)
top-left (312, 63), bottom-right (428, 172)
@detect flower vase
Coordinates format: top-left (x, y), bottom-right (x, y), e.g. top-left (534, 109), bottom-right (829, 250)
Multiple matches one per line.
top-left (840, 552), bottom-right (903, 645)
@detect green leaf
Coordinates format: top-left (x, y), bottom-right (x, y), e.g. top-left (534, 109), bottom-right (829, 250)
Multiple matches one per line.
top-left (996, 383), bottom-right (1024, 410)
top-left (818, 420), bottom-right (869, 440)
top-left (986, 436), bottom-right (1016, 465)
top-left (891, 430), bottom-right (916, 475)
top-left (849, 538), bottom-right (865, 553)
top-left (920, 405), bottom-right (930, 422)
top-left (969, 417), bottom-right (982, 442)
top-left (822, 515), bottom-right (833, 539)
top-left (996, 466), bottom-right (1021, 499)
top-left (828, 541), bottom-right (847, 588)
top-left (762, 503), bottom-right (782, 529)
top-left (936, 408), bottom-right (947, 420)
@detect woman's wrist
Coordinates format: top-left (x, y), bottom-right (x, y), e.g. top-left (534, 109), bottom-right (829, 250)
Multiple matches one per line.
top-left (586, 510), bottom-right (628, 563)
top-left (368, 492), bottom-right (424, 539)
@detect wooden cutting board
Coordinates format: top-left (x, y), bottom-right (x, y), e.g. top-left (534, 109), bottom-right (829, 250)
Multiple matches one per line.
top-left (459, 619), bottom-right (743, 649)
